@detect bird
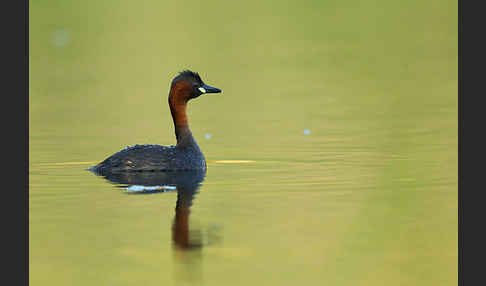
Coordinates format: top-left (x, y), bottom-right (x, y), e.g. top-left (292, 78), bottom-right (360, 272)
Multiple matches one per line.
top-left (89, 70), bottom-right (221, 175)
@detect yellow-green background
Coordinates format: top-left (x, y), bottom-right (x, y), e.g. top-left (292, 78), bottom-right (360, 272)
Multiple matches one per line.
top-left (30, 1), bottom-right (457, 285)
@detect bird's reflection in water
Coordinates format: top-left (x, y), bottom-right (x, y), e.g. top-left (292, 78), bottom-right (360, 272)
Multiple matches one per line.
top-left (172, 182), bottom-right (203, 250)
top-left (92, 169), bottom-right (225, 283)
top-left (93, 170), bottom-right (208, 250)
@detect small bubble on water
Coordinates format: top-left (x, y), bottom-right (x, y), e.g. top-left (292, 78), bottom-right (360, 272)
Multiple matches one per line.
top-left (51, 29), bottom-right (70, 47)
top-left (304, 129), bottom-right (311, 135)
top-left (205, 133), bottom-right (212, 140)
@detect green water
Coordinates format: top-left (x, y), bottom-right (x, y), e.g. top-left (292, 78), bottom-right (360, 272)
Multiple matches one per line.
top-left (30, 1), bottom-right (457, 285)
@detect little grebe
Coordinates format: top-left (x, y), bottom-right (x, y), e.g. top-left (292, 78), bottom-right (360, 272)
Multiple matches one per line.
top-left (90, 70), bottom-right (221, 175)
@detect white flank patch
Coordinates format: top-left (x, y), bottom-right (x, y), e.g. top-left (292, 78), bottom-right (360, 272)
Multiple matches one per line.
top-left (125, 185), bottom-right (177, 192)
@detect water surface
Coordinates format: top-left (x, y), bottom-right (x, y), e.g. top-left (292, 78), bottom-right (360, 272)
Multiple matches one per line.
top-left (30, 1), bottom-right (457, 285)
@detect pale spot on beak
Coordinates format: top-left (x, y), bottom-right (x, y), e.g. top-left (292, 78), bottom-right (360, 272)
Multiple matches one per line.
top-left (198, 87), bottom-right (207, 93)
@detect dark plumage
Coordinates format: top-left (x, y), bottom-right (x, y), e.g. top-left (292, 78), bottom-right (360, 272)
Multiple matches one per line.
top-left (89, 70), bottom-right (222, 175)
top-left (172, 70), bottom-right (203, 87)
top-left (89, 144), bottom-right (205, 174)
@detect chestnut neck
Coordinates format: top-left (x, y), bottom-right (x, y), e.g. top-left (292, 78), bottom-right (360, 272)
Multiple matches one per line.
top-left (168, 89), bottom-right (199, 149)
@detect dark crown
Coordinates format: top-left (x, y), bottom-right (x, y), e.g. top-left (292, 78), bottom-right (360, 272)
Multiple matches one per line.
top-left (179, 70), bottom-right (202, 82)
top-left (171, 70), bottom-right (203, 88)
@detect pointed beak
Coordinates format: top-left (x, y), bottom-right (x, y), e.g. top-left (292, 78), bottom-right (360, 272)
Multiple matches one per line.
top-left (199, 84), bottom-right (222, 94)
